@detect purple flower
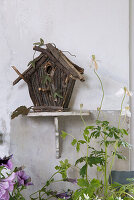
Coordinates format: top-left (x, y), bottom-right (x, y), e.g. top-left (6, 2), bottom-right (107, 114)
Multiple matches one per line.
top-left (56, 192), bottom-right (72, 199)
top-left (0, 155), bottom-right (13, 170)
top-left (16, 170), bottom-right (33, 187)
top-left (65, 178), bottom-right (77, 185)
top-left (0, 172), bottom-right (16, 200)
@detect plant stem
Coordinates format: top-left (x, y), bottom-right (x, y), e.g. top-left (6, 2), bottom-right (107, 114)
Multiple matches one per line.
top-left (80, 105), bottom-right (89, 179)
top-left (118, 93), bottom-right (126, 129)
top-left (108, 92), bottom-right (126, 180)
top-left (30, 171), bottom-right (59, 198)
top-left (33, 50), bottom-right (36, 60)
top-left (104, 134), bottom-right (108, 198)
top-left (80, 105), bottom-right (86, 127)
top-left (86, 138), bottom-right (88, 180)
top-left (94, 69), bottom-right (104, 120)
top-left (123, 192), bottom-right (134, 199)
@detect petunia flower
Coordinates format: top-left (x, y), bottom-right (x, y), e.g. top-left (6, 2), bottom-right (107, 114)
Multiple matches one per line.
top-left (0, 172), bottom-right (16, 200)
top-left (121, 105), bottom-right (131, 118)
top-left (115, 87), bottom-right (133, 97)
top-left (90, 55), bottom-right (99, 71)
top-left (65, 178), bottom-right (77, 185)
top-left (0, 155), bottom-right (13, 170)
top-left (83, 193), bottom-right (90, 200)
top-left (56, 191), bottom-right (72, 199)
top-left (16, 170), bottom-right (33, 187)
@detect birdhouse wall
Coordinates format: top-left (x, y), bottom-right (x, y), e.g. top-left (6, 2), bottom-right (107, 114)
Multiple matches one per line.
top-left (26, 58), bottom-right (76, 110)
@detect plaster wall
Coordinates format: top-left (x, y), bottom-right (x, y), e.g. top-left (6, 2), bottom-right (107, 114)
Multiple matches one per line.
top-left (0, 0), bottom-right (130, 198)
top-left (130, 0), bottom-right (134, 170)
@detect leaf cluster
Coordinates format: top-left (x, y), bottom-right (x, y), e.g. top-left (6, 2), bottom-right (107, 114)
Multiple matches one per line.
top-left (55, 159), bottom-right (71, 179)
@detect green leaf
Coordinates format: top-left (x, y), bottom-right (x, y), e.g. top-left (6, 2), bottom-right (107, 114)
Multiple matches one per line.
top-left (61, 131), bottom-right (68, 139)
top-left (33, 38), bottom-right (44, 47)
top-left (91, 130), bottom-right (100, 138)
top-left (115, 152), bottom-right (126, 160)
top-left (120, 129), bottom-right (128, 135)
top-left (42, 75), bottom-right (51, 85)
top-left (11, 106), bottom-right (30, 119)
top-left (55, 165), bottom-right (60, 170)
top-left (28, 60), bottom-right (36, 68)
top-left (27, 60), bottom-right (33, 66)
top-left (105, 140), bottom-right (116, 147)
top-left (40, 38), bottom-right (44, 46)
top-left (33, 42), bottom-right (41, 46)
top-left (84, 129), bottom-right (89, 135)
top-left (90, 178), bottom-right (101, 188)
top-left (83, 134), bottom-right (90, 142)
top-left (77, 178), bottom-right (89, 187)
top-left (71, 139), bottom-right (77, 146)
top-left (80, 164), bottom-right (87, 178)
top-left (114, 133), bottom-right (120, 139)
top-left (78, 140), bottom-right (86, 144)
top-left (75, 157), bottom-right (86, 166)
top-left (107, 196), bottom-right (114, 200)
top-left (118, 140), bottom-right (132, 149)
top-left (87, 156), bottom-right (105, 167)
top-left (54, 92), bottom-right (63, 99)
top-left (86, 126), bottom-right (95, 130)
top-left (76, 142), bottom-right (80, 152)
top-left (126, 178), bottom-right (134, 182)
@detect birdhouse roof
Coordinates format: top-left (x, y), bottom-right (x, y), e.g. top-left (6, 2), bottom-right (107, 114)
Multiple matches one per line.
top-left (12, 43), bottom-right (85, 86)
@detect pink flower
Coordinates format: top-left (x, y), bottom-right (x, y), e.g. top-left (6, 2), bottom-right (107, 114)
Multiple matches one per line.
top-left (16, 170), bottom-right (33, 187)
top-left (0, 172), bottom-right (16, 200)
top-left (0, 155), bottom-right (13, 170)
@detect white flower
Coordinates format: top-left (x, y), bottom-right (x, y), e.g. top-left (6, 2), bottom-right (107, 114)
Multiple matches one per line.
top-left (83, 193), bottom-right (90, 200)
top-left (94, 196), bottom-right (101, 200)
top-left (116, 197), bottom-right (123, 200)
top-left (121, 105), bottom-right (131, 118)
top-left (115, 88), bottom-right (124, 97)
top-left (115, 87), bottom-right (133, 97)
top-left (79, 197), bottom-right (82, 200)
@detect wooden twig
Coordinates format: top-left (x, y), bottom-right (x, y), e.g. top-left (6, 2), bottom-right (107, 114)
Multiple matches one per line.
top-left (12, 53), bottom-right (44, 86)
top-left (12, 66), bottom-right (27, 83)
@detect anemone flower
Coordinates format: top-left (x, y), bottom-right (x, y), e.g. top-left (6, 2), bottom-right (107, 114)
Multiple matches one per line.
top-left (0, 155), bottom-right (13, 170)
top-left (115, 87), bottom-right (133, 97)
top-left (83, 193), bottom-right (90, 199)
top-left (16, 170), bottom-right (33, 187)
top-left (121, 105), bottom-right (131, 118)
top-left (0, 172), bottom-right (16, 200)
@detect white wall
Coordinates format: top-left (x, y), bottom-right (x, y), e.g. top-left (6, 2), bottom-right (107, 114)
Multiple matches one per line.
top-left (0, 0), bottom-right (130, 198)
top-left (0, 0), bottom-right (129, 158)
top-left (130, 0), bottom-right (134, 170)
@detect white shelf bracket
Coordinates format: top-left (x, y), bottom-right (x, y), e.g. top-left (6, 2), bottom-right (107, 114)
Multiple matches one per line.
top-left (54, 117), bottom-right (60, 159)
top-left (28, 110), bottom-right (90, 159)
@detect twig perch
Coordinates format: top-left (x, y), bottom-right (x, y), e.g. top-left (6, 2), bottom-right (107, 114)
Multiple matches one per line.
top-left (12, 66), bottom-right (27, 84)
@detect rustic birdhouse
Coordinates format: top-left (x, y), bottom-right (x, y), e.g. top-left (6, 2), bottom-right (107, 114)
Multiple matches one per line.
top-left (12, 43), bottom-right (85, 112)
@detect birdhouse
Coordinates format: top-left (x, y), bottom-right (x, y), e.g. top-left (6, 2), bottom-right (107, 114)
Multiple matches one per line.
top-left (12, 43), bottom-right (85, 112)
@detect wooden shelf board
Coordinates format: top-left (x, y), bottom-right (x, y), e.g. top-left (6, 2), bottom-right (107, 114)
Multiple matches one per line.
top-left (28, 110), bottom-right (90, 117)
